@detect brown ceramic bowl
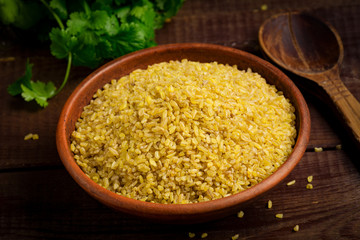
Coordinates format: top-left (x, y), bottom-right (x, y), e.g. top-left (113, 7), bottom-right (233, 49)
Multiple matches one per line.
top-left (56, 43), bottom-right (310, 224)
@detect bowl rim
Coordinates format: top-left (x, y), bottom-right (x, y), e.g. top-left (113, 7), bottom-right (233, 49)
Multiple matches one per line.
top-left (56, 42), bottom-right (310, 218)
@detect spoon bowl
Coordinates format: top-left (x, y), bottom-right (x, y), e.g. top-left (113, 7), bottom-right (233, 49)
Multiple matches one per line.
top-left (259, 12), bottom-right (360, 147)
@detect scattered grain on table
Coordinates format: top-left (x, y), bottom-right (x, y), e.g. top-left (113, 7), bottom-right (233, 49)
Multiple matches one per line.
top-left (201, 233), bottom-right (208, 238)
top-left (24, 133), bottom-right (39, 140)
top-left (307, 176), bottom-right (313, 183)
top-left (293, 224), bottom-right (300, 232)
top-left (314, 147), bottom-right (323, 152)
top-left (306, 183), bottom-right (313, 189)
top-left (237, 210), bottom-right (245, 218)
top-left (275, 213), bottom-right (283, 219)
top-left (231, 234), bottom-right (240, 240)
top-left (0, 56), bottom-right (15, 62)
top-left (267, 200), bottom-right (272, 209)
top-left (287, 180), bottom-right (296, 186)
top-left (188, 232), bottom-right (195, 238)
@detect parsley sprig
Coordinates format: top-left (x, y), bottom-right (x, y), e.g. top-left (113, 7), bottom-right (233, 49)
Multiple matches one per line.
top-left (3, 0), bottom-right (184, 107)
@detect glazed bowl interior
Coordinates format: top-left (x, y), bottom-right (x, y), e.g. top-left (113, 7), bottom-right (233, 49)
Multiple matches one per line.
top-left (56, 43), bottom-right (310, 224)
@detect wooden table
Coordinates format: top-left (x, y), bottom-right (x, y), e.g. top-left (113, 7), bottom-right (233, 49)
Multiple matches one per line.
top-left (1, 0), bottom-right (359, 239)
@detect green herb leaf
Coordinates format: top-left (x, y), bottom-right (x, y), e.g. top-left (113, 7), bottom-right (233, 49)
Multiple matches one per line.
top-left (0, 0), bottom-right (43, 29)
top-left (3, 0), bottom-right (184, 107)
top-left (49, 0), bottom-right (68, 20)
top-left (90, 10), bottom-right (110, 29)
top-left (114, 0), bottom-right (127, 5)
top-left (21, 81), bottom-right (56, 107)
top-left (130, 1), bottom-right (156, 27)
top-left (110, 22), bottom-right (147, 56)
top-left (72, 44), bottom-right (101, 68)
top-left (49, 28), bottom-right (77, 59)
top-left (7, 59), bottom-right (33, 96)
top-left (115, 6), bottom-right (131, 22)
top-left (0, 0), bottom-right (19, 25)
top-left (7, 59), bottom-right (58, 108)
top-left (153, 0), bottom-right (184, 28)
top-left (66, 11), bottom-right (88, 35)
top-left (103, 15), bottom-right (120, 36)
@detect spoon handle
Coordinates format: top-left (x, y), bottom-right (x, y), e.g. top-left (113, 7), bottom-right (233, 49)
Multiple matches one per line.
top-left (319, 74), bottom-right (360, 145)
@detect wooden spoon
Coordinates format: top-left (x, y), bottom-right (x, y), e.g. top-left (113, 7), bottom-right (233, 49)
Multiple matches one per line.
top-left (259, 12), bottom-right (360, 146)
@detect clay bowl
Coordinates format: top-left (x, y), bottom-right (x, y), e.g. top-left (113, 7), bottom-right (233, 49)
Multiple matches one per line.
top-left (56, 43), bottom-right (310, 224)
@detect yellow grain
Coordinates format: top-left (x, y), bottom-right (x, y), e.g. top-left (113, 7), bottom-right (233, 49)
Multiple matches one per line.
top-left (201, 233), bottom-right (208, 238)
top-left (232, 234), bottom-right (240, 240)
top-left (287, 180), bottom-right (296, 186)
top-left (307, 176), bottom-right (313, 183)
top-left (24, 133), bottom-right (39, 140)
top-left (24, 133), bottom-right (33, 140)
top-left (237, 210), bottom-right (244, 218)
top-left (261, 4), bottom-right (268, 11)
top-left (314, 147), bottom-right (323, 152)
top-left (32, 134), bottom-right (39, 140)
top-left (71, 60), bottom-right (297, 204)
top-left (293, 224), bottom-right (300, 232)
top-left (188, 232), bottom-right (195, 238)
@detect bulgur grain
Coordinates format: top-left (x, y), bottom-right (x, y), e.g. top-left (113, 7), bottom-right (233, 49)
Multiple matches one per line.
top-left (314, 147), bottom-right (323, 152)
top-left (267, 200), bottom-right (272, 209)
top-left (24, 133), bottom-right (33, 140)
top-left (201, 233), bottom-right (208, 238)
top-left (232, 234), bottom-right (240, 240)
top-left (71, 60), bottom-right (297, 203)
top-left (237, 210), bottom-right (244, 218)
top-left (32, 134), bottom-right (39, 140)
top-left (24, 133), bottom-right (39, 140)
top-left (188, 232), bottom-right (195, 238)
top-left (307, 176), bottom-right (313, 183)
top-left (293, 224), bottom-right (299, 232)
top-left (306, 183), bottom-right (313, 189)
top-left (287, 180), bottom-right (296, 186)
top-left (275, 213), bottom-right (283, 219)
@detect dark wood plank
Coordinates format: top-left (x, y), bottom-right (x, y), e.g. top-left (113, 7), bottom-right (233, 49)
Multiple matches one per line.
top-left (0, 150), bottom-right (359, 239)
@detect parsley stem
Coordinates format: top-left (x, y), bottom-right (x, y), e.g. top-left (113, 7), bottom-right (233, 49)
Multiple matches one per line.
top-left (53, 52), bottom-right (72, 96)
top-left (83, 0), bottom-right (92, 16)
top-left (39, 0), bottom-right (65, 30)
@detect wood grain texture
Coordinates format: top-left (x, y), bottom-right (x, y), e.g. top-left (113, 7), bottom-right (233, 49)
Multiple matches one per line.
top-left (0, 0), bottom-right (359, 239)
top-left (0, 151), bottom-right (359, 239)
